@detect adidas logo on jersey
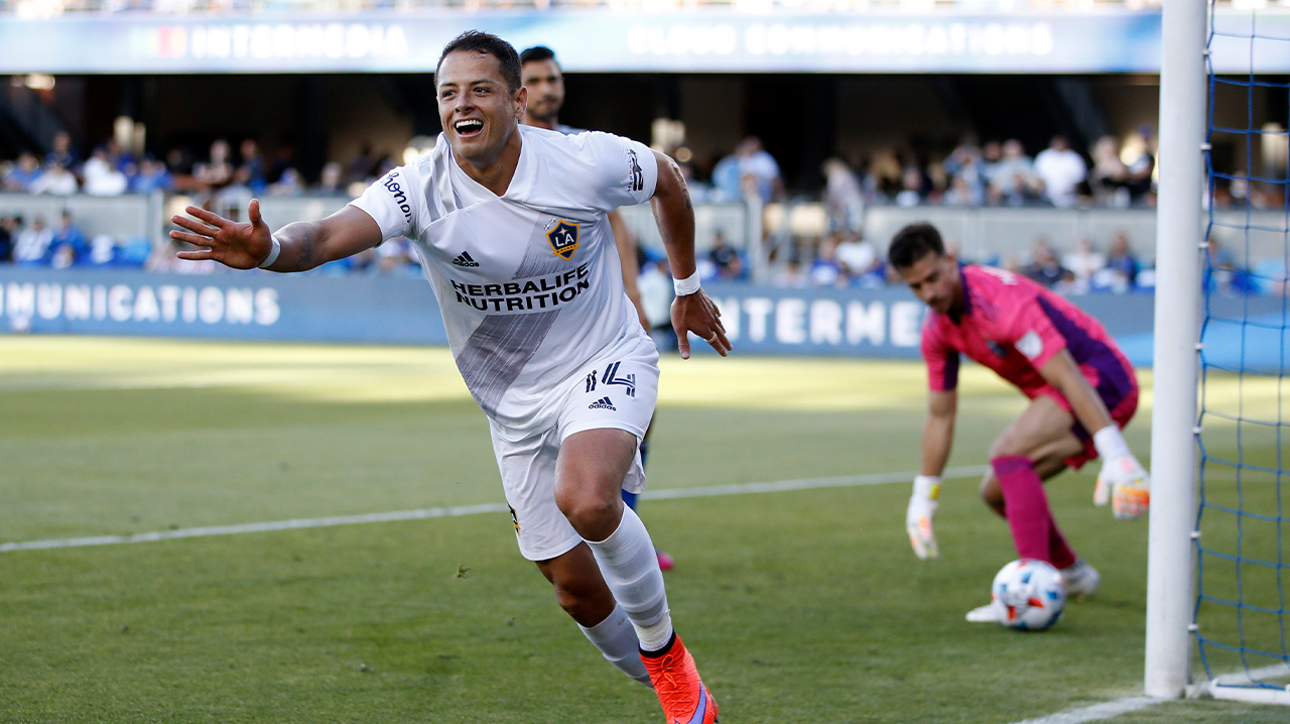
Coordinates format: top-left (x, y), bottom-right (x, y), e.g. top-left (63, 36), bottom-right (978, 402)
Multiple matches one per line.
top-left (451, 251), bottom-right (480, 267)
top-left (587, 396), bottom-right (616, 411)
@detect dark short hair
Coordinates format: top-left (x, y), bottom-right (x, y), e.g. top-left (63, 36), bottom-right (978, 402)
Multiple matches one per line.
top-left (519, 45), bottom-right (557, 65)
top-left (887, 223), bottom-right (946, 270)
top-left (437, 30), bottom-right (522, 94)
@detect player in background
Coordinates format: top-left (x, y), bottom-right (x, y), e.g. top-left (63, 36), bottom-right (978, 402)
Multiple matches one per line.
top-left (170, 31), bottom-right (727, 723)
top-left (887, 223), bottom-right (1149, 623)
top-left (520, 44), bottom-right (674, 572)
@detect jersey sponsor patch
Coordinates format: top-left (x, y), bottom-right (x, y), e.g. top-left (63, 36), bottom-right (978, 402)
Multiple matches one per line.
top-left (980, 266), bottom-right (1019, 285)
top-left (546, 220), bottom-right (579, 260)
top-left (1016, 329), bottom-right (1044, 359)
top-left (380, 171), bottom-right (414, 224)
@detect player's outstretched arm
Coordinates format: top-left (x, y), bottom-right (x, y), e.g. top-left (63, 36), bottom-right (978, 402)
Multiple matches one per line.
top-left (171, 199), bottom-right (383, 273)
top-left (1038, 350), bottom-right (1149, 519)
top-left (908, 389), bottom-right (956, 560)
top-left (649, 150), bottom-right (731, 359)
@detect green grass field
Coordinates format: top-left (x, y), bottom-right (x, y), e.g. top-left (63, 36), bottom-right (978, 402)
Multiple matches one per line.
top-left (0, 336), bottom-right (1285, 723)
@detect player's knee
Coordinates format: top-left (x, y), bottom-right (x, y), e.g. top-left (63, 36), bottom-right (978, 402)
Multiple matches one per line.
top-left (555, 487), bottom-right (622, 535)
top-left (988, 436), bottom-right (1027, 459)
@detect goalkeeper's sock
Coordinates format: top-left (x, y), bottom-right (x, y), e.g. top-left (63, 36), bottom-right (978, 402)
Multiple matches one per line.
top-left (993, 455), bottom-right (1076, 568)
top-left (1047, 519), bottom-right (1077, 569)
top-left (584, 505), bottom-right (673, 652)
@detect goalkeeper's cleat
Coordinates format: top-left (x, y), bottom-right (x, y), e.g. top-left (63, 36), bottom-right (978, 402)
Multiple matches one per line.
top-left (906, 495), bottom-right (940, 560)
top-left (965, 601), bottom-right (1006, 624)
top-left (641, 633), bottom-right (718, 724)
top-left (1060, 558), bottom-right (1101, 598)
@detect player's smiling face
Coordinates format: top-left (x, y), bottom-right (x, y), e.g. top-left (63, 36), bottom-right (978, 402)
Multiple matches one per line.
top-left (898, 251), bottom-right (962, 316)
top-left (436, 50), bottom-right (526, 167)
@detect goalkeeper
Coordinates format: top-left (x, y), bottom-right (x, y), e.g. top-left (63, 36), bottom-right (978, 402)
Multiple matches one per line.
top-left (887, 223), bottom-right (1148, 623)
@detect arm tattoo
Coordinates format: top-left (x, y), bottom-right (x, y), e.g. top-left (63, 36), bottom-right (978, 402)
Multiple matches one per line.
top-left (297, 230), bottom-right (315, 267)
top-left (666, 157), bottom-right (693, 210)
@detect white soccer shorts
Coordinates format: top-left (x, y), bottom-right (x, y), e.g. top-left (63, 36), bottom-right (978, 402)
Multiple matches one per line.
top-left (488, 339), bottom-right (660, 562)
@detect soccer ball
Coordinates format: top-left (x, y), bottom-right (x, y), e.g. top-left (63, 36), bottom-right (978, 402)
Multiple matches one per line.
top-left (990, 559), bottom-right (1067, 631)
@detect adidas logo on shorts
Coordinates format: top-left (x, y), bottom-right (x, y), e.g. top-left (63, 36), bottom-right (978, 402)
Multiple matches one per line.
top-left (587, 396), bottom-right (616, 411)
top-left (451, 251), bottom-right (480, 267)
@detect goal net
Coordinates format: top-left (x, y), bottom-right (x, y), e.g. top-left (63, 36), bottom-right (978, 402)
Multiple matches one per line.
top-left (1190, 0), bottom-right (1290, 704)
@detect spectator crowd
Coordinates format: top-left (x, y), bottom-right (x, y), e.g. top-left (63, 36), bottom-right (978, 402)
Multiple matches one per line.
top-left (0, 127), bottom-right (1284, 299)
top-left (0, 132), bottom-right (412, 274)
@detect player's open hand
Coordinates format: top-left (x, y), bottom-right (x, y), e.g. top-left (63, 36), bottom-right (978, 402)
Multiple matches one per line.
top-left (1094, 455), bottom-right (1150, 520)
top-left (906, 474), bottom-right (941, 560)
top-left (170, 199), bottom-right (273, 270)
top-left (671, 289), bottom-right (731, 360)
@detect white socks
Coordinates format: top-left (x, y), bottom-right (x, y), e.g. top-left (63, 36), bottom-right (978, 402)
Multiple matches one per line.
top-left (578, 604), bottom-right (653, 686)
top-left (585, 505), bottom-right (674, 652)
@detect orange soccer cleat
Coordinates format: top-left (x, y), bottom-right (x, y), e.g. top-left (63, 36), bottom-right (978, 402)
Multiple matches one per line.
top-left (641, 634), bottom-right (718, 724)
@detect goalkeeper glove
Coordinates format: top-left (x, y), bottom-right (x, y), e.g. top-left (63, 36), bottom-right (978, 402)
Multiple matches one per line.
top-left (906, 474), bottom-right (941, 560)
top-left (1092, 426), bottom-right (1150, 520)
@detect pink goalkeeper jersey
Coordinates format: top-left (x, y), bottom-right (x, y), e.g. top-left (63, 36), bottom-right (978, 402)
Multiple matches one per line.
top-left (921, 265), bottom-right (1137, 411)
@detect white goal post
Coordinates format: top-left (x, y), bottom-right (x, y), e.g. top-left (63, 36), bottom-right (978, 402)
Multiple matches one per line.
top-left (1143, 0), bottom-right (1206, 701)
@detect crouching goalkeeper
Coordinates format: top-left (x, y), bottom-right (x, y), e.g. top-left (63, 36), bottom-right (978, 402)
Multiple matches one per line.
top-left (886, 223), bottom-right (1150, 623)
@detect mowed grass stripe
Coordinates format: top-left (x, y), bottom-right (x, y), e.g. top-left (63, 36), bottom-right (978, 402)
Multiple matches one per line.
top-left (9, 337), bottom-right (1286, 723)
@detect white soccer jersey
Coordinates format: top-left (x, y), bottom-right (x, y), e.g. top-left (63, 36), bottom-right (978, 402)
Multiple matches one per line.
top-left (350, 125), bottom-right (659, 437)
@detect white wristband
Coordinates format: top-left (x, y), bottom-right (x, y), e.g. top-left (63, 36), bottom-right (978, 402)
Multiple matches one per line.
top-left (673, 270), bottom-right (701, 296)
top-left (1092, 425), bottom-right (1131, 462)
top-left (258, 234), bottom-right (282, 269)
top-left (913, 474), bottom-right (942, 500)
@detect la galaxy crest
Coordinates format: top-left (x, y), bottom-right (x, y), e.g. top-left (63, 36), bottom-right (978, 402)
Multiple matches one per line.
top-left (546, 220), bottom-right (579, 260)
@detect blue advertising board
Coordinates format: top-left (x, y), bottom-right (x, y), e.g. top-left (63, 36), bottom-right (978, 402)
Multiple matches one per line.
top-left (0, 267), bottom-right (448, 345)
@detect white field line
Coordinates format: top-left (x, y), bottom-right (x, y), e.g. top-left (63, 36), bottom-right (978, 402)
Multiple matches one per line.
top-left (7, 462), bottom-right (1282, 719)
top-left (0, 465), bottom-right (989, 554)
top-left (1008, 664), bottom-right (1290, 723)
top-left (1007, 697), bottom-right (1165, 724)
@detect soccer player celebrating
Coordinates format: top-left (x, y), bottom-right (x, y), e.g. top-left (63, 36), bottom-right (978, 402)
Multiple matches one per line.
top-left (887, 223), bottom-right (1149, 623)
top-left (170, 31), bottom-right (727, 723)
top-left (519, 44), bottom-right (675, 572)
